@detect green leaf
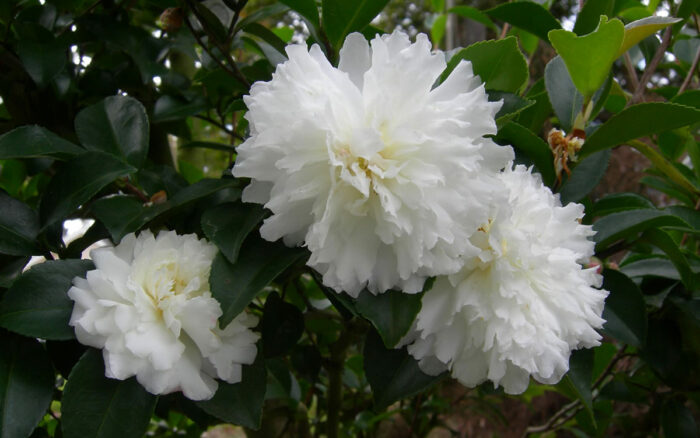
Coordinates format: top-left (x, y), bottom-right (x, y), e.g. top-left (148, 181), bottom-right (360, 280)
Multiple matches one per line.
top-left (91, 196), bottom-right (164, 243)
top-left (495, 122), bottom-right (555, 187)
top-left (622, 257), bottom-right (681, 281)
top-left (0, 125), bottom-right (83, 160)
top-left (243, 22), bottom-right (289, 57)
top-left (490, 92), bottom-right (535, 126)
top-left (0, 259), bottom-right (93, 340)
top-left (0, 191), bottom-right (39, 256)
top-left (235, 4), bottom-right (289, 34)
top-left (355, 289), bottom-right (422, 348)
top-left (279, 0), bottom-right (319, 27)
top-left (152, 95), bottom-right (208, 123)
top-left (62, 349), bottom-right (157, 438)
top-left (0, 256), bottom-right (30, 289)
top-left (592, 209), bottom-right (689, 250)
top-left (210, 236), bottom-right (307, 327)
top-left (17, 39), bottom-right (66, 88)
top-left (580, 103), bottom-right (700, 159)
top-left (560, 348), bottom-right (595, 426)
top-left (201, 202), bottom-right (266, 264)
top-left (600, 269), bottom-right (647, 348)
top-left (441, 37), bottom-right (528, 93)
top-left (363, 329), bottom-right (445, 410)
top-left (321, 0), bottom-right (389, 49)
top-left (0, 332), bottom-right (55, 438)
top-left (548, 17), bottom-right (624, 98)
top-left (661, 399), bottom-right (699, 438)
top-left (590, 193), bottom-right (655, 217)
top-left (431, 14), bottom-right (446, 47)
top-left (544, 56), bottom-right (584, 132)
top-left (559, 149), bottom-right (611, 204)
top-left (75, 96), bottom-right (150, 168)
top-left (618, 16), bottom-right (681, 57)
top-left (39, 151), bottom-right (136, 227)
top-left (573, 0), bottom-right (615, 35)
top-left (671, 89), bottom-right (700, 109)
top-left (261, 292), bottom-right (304, 357)
top-left (181, 141), bottom-right (236, 152)
top-left (448, 6), bottom-right (498, 31)
top-left (486, 2), bottom-right (561, 42)
top-left (196, 354), bottom-right (267, 430)
top-left (640, 228), bottom-right (694, 289)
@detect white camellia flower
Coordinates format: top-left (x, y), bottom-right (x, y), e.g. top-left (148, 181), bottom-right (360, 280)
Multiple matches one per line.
top-left (233, 30), bottom-right (514, 297)
top-left (406, 165), bottom-right (608, 394)
top-left (67, 230), bottom-right (259, 401)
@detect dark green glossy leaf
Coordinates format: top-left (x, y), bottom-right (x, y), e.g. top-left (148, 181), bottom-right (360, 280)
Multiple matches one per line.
top-left (0, 332), bottom-right (55, 438)
top-left (560, 348), bottom-right (594, 425)
top-left (39, 152), bottom-right (136, 227)
top-left (621, 258), bottom-right (681, 281)
top-left (559, 149), bottom-right (611, 204)
top-left (210, 236), bottom-right (306, 327)
top-left (581, 103), bottom-right (700, 158)
top-left (0, 259), bottom-right (93, 340)
top-left (363, 330), bottom-right (445, 410)
top-left (601, 269), bottom-right (647, 348)
top-left (661, 399), bottom-right (698, 438)
top-left (592, 209), bottom-right (689, 250)
top-left (91, 196), bottom-right (167, 243)
top-left (180, 141), bottom-right (236, 152)
top-left (355, 289), bottom-right (422, 348)
top-left (321, 0), bottom-right (389, 49)
top-left (490, 91), bottom-right (535, 126)
top-left (0, 191), bottom-right (39, 256)
top-left (201, 202), bottom-right (266, 264)
top-left (486, 2), bottom-right (560, 42)
top-left (280, 0), bottom-right (319, 27)
top-left (544, 56), bottom-right (584, 132)
top-left (235, 4), bottom-right (289, 34)
top-left (671, 89), bottom-right (700, 109)
top-left (640, 229), bottom-right (694, 289)
top-left (62, 349), bottom-right (156, 438)
top-left (261, 292), bottom-right (304, 357)
top-left (0, 256), bottom-right (29, 289)
top-left (573, 0), bottom-right (614, 35)
top-left (495, 122), bottom-right (555, 187)
top-left (243, 22), bottom-right (289, 57)
top-left (196, 354), bottom-right (266, 430)
top-left (152, 95), bottom-right (208, 123)
top-left (17, 39), bottom-right (66, 88)
top-left (442, 37), bottom-right (528, 93)
top-left (0, 125), bottom-right (83, 160)
top-left (589, 193), bottom-right (655, 217)
top-left (75, 96), bottom-right (150, 168)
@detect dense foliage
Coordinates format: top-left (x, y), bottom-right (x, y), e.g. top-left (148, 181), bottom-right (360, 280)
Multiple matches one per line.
top-left (0, 0), bottom-right (699, 437)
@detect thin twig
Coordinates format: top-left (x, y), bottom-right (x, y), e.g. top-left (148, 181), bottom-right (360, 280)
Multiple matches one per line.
top-left (679, 44), bottom-right (700, 94)
top-left (195, 114), bottom-right (244, 140)
top-left (122, 180), bottom-right (150, 203)
top-left (624, 52), bottom-right (640, 91)
top-left (183, 14), bottom-right (239, 77)
top-left (499, 23), bottom-right (510, 40)
top-left (629, 27), bottom-right (672, 105)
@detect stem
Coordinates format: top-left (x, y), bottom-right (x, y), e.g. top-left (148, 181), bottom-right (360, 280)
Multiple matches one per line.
top-left (624, 52), bottom-right (640, 91)
top-left (629, 27), bottom-right (672, 105)
top-left (627, 139), bottom-right (699, 195)
top-left (122, 180), bottom-right (150, 202)
top-left (679, 43), bottom-right (700, 94)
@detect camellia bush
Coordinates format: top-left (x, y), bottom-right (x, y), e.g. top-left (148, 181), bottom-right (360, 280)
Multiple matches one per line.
top-left (1, 0), bottom-right (699, 437)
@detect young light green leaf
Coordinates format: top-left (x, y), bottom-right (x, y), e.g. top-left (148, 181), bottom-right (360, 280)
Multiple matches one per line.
top-left (75, 96), bottom-right (150, 168)
top-left (355, 289), bottom-right (422, 348)
top-left (321, 0), bottom-right (389, 49)
top-left (548, 17), bottom-right (624, 98)
top-left (448, 6), bottom-right (498, 31)
top-left (0, 332), bottom-right (55, 438)
top-left (601, 269), bottom-right (647, 348)
top-left (210, 236), bottom-right (307, 327)
top-left (441, 37), bottom-right (528, 93)
top-left (39, 151), bottom-right (137, 228)
top-left (580, 103), bottom-right (700, 158)
top-left (617, 16), bottom-right (682, 57)
top-left (0, 191), bottom-right (39, 256)
top-left (0, 125), bottom-right (83, 160)
top-left (62, 349), bottom-right (157, 438)
top-left (363, 330), bottom-right (446, 410)
top-left (486, 2), bottom-right (561, 42)
top-left (196, 354), bottom-right (267, 430)
top-left (0, 259), bottom-right (94, 340)
top-left (431, 14), bottom-right (447, 47)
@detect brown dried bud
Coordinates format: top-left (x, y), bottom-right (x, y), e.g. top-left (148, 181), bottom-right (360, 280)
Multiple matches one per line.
top-left (158, 7), bottom-right (184, 33)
